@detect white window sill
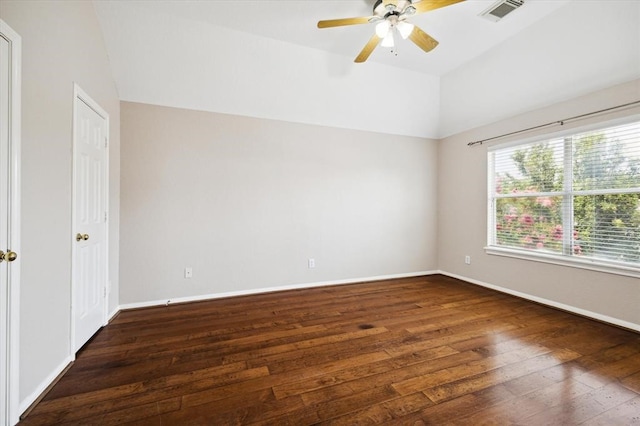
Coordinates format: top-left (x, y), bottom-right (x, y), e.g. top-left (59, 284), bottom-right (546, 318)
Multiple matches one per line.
top-left (485, 246), bottom-right (640, 279)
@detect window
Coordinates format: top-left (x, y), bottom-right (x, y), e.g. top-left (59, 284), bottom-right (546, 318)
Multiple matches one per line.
top-left (487, 118), bottom-right (640, 277)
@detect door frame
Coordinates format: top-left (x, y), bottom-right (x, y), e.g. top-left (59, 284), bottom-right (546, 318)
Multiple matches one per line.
top-left (0, 19), bottom-right (21, 426)
top-left (70, 83), bottom-right (109, 355)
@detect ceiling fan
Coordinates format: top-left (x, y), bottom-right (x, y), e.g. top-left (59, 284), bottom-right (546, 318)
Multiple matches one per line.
top-left (317, 0), bottom-right (465, 63)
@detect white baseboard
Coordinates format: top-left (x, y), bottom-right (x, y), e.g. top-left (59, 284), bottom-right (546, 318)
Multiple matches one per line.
top-left (19, 354), bottom-right (73, 416)
top-left (108, 307), bottom-right (120, 322)
top-left (118, 270), bottom-right (439, 311)
top-left (438, 270), bottom-right (640, 333)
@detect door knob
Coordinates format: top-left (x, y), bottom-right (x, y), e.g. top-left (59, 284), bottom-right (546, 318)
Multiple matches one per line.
top-left (0, 250), bottom-right (17, 263)
top-left (76, 233), bottom-right (90, 242)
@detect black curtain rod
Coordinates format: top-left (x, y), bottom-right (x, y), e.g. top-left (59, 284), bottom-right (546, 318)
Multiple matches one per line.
top-left (467, 100), bottom-right (640, 147)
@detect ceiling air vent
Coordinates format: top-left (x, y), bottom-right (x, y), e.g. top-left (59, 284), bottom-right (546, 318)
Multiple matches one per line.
top-left (480, 0), bottom-right (525, 22)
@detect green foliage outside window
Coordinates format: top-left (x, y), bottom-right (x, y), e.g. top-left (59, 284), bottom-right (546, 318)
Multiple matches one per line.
top-left (492, 126), bottom-right (640, 265)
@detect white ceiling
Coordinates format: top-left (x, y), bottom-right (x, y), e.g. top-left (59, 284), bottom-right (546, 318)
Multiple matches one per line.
top-left (94, 0), bottom-right (640, 138)
top-left (123, 0), bottom-right (569, 76)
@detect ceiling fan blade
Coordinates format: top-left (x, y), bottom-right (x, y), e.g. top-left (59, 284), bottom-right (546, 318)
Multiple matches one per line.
top-left (408, 25), bottom-right (439, 53)
top-left (317, 17), bottom-right (372, 28)
top-left (355, 34), bottom-right (381, 63)
top-left (413, 0), bottom-right (465, 14)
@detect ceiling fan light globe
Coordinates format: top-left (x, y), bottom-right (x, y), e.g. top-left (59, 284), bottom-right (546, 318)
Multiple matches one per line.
top-left (397, 21), bottom-right (414, 39)
top-left (375, 20), bottom-right (390, 38)
top-left (381, 30), bottom-right (395, 47)
top-left (404, 5), bottom-right (417, 16)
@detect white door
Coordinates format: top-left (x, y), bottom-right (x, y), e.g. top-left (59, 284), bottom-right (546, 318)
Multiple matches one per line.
top-left (0, 19), bottom-right (21, 426)
top-left (71, 85), bottom-right (109, 353)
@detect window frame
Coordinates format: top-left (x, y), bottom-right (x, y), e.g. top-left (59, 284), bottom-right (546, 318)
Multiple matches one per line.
top-left (486, 114), bottom-right (640, 279)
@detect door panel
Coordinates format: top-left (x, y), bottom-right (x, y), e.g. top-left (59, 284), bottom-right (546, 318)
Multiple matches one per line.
top-left (0, 19), bottom-right (20, 426)
top-left (72, 92), bottom-right (108, 352)
top-left (0, 32), bottom-right (10, 426)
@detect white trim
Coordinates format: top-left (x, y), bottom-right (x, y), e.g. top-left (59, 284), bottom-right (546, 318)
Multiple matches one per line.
top-left (485, 246), bottom-right (640, 279)
top-left (118, 270), bottom-right (439, 311)
top-left (108, 307), bottom-right (119, 322)
top-left (18, 355), bottom-right (73, 416)
top-left (438, 270), bottom-right (640, 333)
top-left (106, 267), bottom-right (640, 334)
top-left (0, 19), bottom-right (21, 426)
top-left (70, 84), bottom-right (110, 356)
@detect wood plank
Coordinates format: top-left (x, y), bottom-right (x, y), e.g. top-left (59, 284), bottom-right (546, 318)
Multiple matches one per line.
top-left (461, 378), bottom-right (593, 423)
top-left (581, 395), bottom-right (640, 426)
top-left (422, 348), bottom-right (581, 403)
top-left (392, 344), bottom-right (558, 396)
top-left (295, 350), bottom-right (484, 407)
top-left (323, 393), bottom-right (434, 425)
top-left (523, 382), bottom-right (639, 424)
top-left (25, 364), bottom-right (265, 423)
top-left (621, 370), bottom-right (640, 393)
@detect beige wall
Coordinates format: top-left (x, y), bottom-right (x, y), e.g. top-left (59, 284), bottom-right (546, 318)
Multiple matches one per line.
top-left (438, 79), bottom-right (640, 329)
top-left (120, 102), bottom-right (438, 304)
top-left (1, 1), bottom-right (120, 406)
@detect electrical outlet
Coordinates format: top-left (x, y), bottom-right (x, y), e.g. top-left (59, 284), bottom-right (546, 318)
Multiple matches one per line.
top-left (465, 256), bottom-right (471, 265)
top-left (185, 267), bottom-right (193, 278)
top-left (308, 258), bottom-right (315, 269)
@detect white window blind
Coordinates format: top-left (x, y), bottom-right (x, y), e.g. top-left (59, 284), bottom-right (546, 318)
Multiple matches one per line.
top-left (488, 119), bottom-right (640, 273)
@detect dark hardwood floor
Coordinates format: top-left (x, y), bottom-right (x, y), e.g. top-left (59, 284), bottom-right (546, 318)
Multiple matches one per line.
top-left (20, 275), bottom-right (640, 425)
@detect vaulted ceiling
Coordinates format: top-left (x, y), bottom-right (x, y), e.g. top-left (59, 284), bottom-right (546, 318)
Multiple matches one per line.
top-left (94, 0), bottom-right (640, 139)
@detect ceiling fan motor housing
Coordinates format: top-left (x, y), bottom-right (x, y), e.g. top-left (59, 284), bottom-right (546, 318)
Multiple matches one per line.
top-left (373, 0), bottom-right (417, 17)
